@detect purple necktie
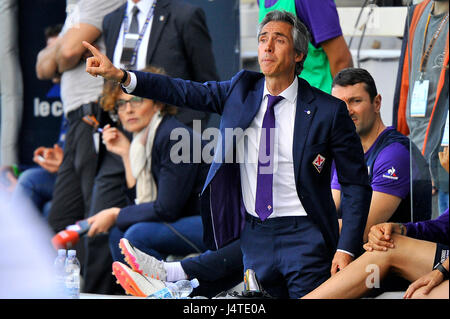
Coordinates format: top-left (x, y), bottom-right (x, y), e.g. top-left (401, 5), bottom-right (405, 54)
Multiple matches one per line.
top-left (255, 94), bottom-right (284, 221)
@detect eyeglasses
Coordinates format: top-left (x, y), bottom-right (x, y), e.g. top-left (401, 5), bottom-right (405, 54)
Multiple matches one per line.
top-left (115, 96), bottom-right (144, 113)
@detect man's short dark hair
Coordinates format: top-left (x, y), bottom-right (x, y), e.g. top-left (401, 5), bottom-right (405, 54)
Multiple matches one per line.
top-left (332, 67), bottom-right (378, 102)
top-left (258, 10), bottom-right (310, 75)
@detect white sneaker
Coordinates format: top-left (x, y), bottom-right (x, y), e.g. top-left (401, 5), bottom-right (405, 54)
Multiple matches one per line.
top-left (112, 261), bottom-right (166, 297)
top-left (119, 238), bottom-right (167, 281)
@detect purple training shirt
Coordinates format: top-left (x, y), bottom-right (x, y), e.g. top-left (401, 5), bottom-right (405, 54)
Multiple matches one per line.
top-left (331, 128), bottom-right (411, 199)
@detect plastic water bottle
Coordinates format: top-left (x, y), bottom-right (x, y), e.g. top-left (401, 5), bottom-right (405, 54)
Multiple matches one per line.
top-left (148, 278), bottom-right (199, 299)
top-left (53, 249), bottom-right (67, 297)
top-left (64, 249), bottom-right (81, 299)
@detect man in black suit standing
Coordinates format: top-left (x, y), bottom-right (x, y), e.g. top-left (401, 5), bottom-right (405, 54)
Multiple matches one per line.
top-left (103, 0), bottom-right (219, 126)
top-left (84, 0), bottom-right (219, 294)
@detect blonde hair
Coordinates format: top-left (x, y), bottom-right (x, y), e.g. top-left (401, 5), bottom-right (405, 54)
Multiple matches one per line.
top-left (99, 66), bottom-right (177, 116)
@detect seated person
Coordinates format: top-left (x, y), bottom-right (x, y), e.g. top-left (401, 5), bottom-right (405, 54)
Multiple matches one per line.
top-left (302, 208), bottom-right (448, 299)
top-left (86, 67), bottom-right (209, 295)
top-left (302, 146), bottom-right (449, 299)
top-left (330, 68), bottom-right (431, 246)
top-left (11, 143), bottom-right (63, 218)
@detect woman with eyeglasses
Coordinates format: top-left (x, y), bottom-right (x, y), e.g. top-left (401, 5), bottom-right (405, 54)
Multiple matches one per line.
top-left (86, 66), bottom-right (208, 278)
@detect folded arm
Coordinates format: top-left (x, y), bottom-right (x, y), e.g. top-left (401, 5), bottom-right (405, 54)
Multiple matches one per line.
top-left (55, 23), bottom-right (101, 73)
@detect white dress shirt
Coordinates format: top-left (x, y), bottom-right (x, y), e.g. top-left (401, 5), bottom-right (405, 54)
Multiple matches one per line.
top-left (239, 77), bottom-right (307, 219)
top-left (112, 0), bottom-right (155, 70)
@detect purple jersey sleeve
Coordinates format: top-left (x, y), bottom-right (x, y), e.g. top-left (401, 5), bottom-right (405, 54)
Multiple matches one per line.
top-left (371, 142), bottom-right (410, 199)
top-left (294, 0), bottom-right (343, 47)
top-left (405, 209), bottom-right (449, 245)
top-left (331, 166), bottom-right (341, 191)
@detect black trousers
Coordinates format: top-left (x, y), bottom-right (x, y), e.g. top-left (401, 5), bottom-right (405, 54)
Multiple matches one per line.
top-left (47, 114), bottom-right (131, 294)
top-left (83, 149), bottom-right (132, 294)
top-left (47, 118), bottom-right (97, 232)
top-left (47, 116), bottom-right (97, 289)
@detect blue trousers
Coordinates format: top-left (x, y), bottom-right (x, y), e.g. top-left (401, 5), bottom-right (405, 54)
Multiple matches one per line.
top-left (109, 215), bottom-right (207, 263)
top-left (11, 167), bottom-right (56, 219)
top-left (241, 214), bottom-right (332, 299)
top-left (181, 239), bottom-right (243, 297)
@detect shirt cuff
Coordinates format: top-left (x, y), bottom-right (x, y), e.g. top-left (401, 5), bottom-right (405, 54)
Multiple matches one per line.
top-left (337, 249), bottom-right (355, 258)
top-left (122, 71), bottom-right (137, 93)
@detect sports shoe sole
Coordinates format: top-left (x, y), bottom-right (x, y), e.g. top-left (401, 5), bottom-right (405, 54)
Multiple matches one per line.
top-left (112, 261), bottom-right (165, 297)
top-left (119, 238), bottom-right (165, 280)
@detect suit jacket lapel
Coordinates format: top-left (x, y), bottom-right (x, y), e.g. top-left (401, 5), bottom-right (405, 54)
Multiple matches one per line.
top-left (146, 0), bottom-right (170, 64)
top-left (238, 77), bottom-right (265, 130)
top-left (293, 79), bottom-right (316, 182)
top-left (202, 76), bottom-right (265, 193)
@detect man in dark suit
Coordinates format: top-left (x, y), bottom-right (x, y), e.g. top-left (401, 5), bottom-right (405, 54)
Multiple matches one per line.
top-left (102, 0), bottom-right (219, 126)
top-left (84, 0), bottom-right (219, 294)
top-left (83, 10), bottom-right (372, 298)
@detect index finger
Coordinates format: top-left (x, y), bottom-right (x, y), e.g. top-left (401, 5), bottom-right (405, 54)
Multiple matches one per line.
top-left (82, 41), bottom-right (101, 57)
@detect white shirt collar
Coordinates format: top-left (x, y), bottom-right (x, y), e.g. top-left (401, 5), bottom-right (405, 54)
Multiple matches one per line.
top-left (263, 76), bottom-right (298, 105)
top-left (126, 0), bottom-right (154, 16)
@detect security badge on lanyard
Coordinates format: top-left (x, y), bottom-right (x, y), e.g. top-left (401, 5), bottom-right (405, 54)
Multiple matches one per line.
top-left (411, 7), bottom-right (449, 118)
top-left (442, 112), bottom-right (449, 147)
top-left (120, 33), bottom-right (140, 67)
top-left (120, 1), bottom-right (157, 68)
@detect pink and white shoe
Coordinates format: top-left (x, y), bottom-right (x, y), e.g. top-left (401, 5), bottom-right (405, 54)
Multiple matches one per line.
top-left (119, 238), bottom-right (167, 281)
top-left (112, 261), bottom-right (166, 297)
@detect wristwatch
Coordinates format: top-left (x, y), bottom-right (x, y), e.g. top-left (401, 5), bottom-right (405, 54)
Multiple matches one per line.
top-left (397, 223), bottom-right (406, 236)
top-left (119, 68), bottom-right (128, 84)
top-left (434, 262), bottom-right (449, 280)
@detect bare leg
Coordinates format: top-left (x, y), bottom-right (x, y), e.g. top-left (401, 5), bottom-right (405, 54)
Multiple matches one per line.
top-left (302, 234), bottom-right (437, 299)
top-left (410, 280), bottom-right (449, 299)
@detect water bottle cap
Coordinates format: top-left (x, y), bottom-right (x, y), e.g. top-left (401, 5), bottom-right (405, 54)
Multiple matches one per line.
top-left (68, 250), bottom-right (76, 257)
top-left (58, 249), bottom-right (66, 256)
top-left (190, 278), bottom-right (199, 289)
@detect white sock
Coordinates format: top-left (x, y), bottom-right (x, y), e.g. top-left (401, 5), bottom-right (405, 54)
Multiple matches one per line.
top-left (163, 262), bottom-right (188, 282)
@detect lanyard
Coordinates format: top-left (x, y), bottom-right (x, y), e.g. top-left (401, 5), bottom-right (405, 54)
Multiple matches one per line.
top-left (419, 2), bottom-right (449, 80)
top-left (122, 0), bottom-right (157, 67)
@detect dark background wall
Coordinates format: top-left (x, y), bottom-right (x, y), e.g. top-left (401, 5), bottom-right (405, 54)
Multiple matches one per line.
top-left (18, 0), bottom-right (66, 167)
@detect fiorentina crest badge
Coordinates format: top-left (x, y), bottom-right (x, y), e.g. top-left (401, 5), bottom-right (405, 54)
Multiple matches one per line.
top-left (312, 154), bottom-right (326, 173)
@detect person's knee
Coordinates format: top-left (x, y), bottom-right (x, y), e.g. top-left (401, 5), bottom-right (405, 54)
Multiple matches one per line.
top-left (16, 168), bottom-right (38, 189)
top-left (409, 281), bottom-right (450, 299)
top-left (362, 246), bottom-right (395, 267)
top-left (409, 285), bottom-right (430, 299)
top-left (123, 223), bottom-right (153, 246)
